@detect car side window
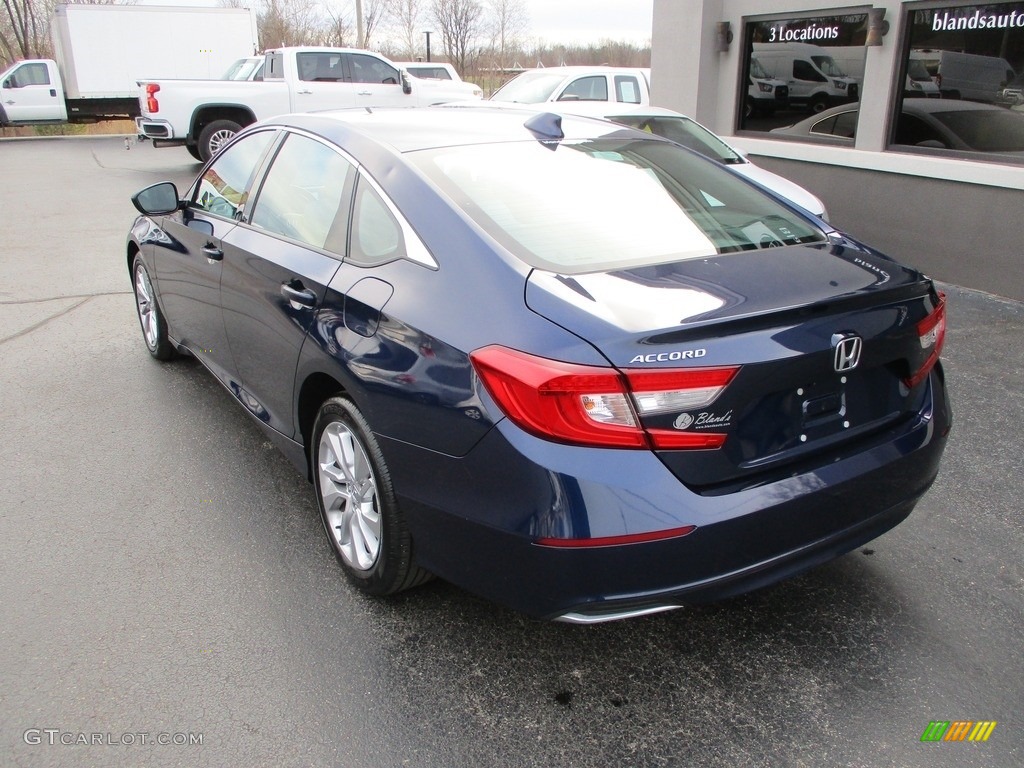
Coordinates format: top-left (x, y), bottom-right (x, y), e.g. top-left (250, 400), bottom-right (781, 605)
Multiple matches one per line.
top-left (349, 176), bottom-right (406, 265)
top-left (9, 62), bottom-right (50, 87)
top-left (614, 75), bottom-right (641, 104)
top-left (832, 110), bottom-right (858, 139)
top-left (192, 130), bottom-right (275, 219)
top-left (809, 111), bottom-right (857, 138)
top-left (559, 76), bottom-right (608, 101)
top-left (264, 53), bottom-right (284, 80)
top-left (349, 54), bottom-right (399, 85)
top-left (895, 114), bottom-right (946, 148)
top-left (249, 134), bottom-right (355, 252)
top-left (298, 53), bottom-right (344, 82)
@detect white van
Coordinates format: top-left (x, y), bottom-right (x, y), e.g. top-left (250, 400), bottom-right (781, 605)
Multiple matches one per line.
top-left (753, 42), bottom-right (858, 113)
top-left (909, 49), bottom-right (1014, 103)
top-left (747, 56), bottom-right (789, 116)
top-left (820, 45), bottom-right (939, 99)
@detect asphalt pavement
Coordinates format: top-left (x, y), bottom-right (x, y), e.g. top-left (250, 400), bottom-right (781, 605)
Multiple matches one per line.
top-left (0, 136), bottom-right (1021, 767)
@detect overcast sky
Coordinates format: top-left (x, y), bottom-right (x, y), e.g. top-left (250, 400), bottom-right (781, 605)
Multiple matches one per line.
top-left (137, 0), bottom-right (654, 46)
top-left (522, 0), bottom-right (653, 45)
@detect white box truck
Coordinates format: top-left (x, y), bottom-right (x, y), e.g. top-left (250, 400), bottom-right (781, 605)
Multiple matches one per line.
top-left (0, 4), bottom-right (257, 126)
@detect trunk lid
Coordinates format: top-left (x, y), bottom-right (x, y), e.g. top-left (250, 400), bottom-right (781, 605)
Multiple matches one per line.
top-left (525, 239), bottom-right (942, 491)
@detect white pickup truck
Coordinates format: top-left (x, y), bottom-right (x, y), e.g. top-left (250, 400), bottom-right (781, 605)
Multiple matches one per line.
top-left (489, 66), bottom-right (652, 105)
top-left (136, 46), bottom-right (483, 161)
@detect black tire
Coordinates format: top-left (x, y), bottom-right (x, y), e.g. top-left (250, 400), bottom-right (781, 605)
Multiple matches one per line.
top-left (185, 143), bottom-right (204, 162)
top-left (131, 254), bottom-right (175, 361)
top-left (197, 119), bottom-right (242, 162)
top-left (311, 396), bottom-right (431, 596)
top-left (809, 95), bottom-right (830, 114)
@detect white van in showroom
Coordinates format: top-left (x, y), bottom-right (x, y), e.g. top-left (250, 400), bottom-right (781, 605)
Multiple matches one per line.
top-left (909, 49), bottom-right (1015, 103)
top-left (753, 42), bottom-right (859, 113)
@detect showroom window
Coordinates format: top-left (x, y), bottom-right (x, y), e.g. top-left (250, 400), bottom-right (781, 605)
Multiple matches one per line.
top-left (894, 2), bottom-right (1024, 158)
top-left (739, 12), bottom-right (868, 133)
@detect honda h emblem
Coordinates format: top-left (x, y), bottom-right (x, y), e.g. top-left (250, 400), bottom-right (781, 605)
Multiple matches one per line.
top-left (832, 334), bottom-right (863, 372)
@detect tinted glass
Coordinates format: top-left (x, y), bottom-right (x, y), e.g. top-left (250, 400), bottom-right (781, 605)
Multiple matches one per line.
top-left (930, 107), bottom-right (1024, 151)
top-left (350, 178), bottom-right (405, 265)
top-left (350, 54), bottom-right (399, 84)
top-left (193, 130), bottom-right (275, 219)
top-left (412, 139), bottom-right (825, 273)
top-left (249, 134), bottom-right (355, 251)
top-left (741, 14), bottom-right (868, 133)
top-left (298, 53), bottom-right (344, 82)
top-left (898, 3), bottom-right (1024, 160)
top-left (490, 71), bottom-right (571, 102)
top-left (613, 115), bottom-right (743, 163)
top-left (559, 76), bottom-right (608, 101)
top-left (8, 62), bottom-right (49, 87)
top-left (614, 75), bottom-right (641, 103)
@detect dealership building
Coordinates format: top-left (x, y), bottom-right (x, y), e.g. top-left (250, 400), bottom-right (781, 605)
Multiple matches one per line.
top-left (651, 1), bottom-right (1024, 300)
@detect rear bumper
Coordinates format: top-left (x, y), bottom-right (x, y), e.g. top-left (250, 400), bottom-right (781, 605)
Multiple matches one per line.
top-left (385, 368), bottom-right (950, 621)
top-left (135, 117), bottom-right (179, 142)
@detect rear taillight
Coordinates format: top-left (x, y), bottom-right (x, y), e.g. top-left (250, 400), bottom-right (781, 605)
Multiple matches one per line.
top-left (145, 83), bottom-right (160, 114)
top-left (904, 292), bottom-right (946, 388)
top-left (470, 345), bottom-right (738, 449)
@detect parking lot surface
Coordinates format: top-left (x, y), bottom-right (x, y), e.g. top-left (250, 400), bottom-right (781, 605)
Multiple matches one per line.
top-left (0, 136), bottom-right (1021, 767)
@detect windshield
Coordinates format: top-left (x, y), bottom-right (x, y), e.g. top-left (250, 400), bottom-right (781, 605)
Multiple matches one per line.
top-left (932, 108), bottom-right (1024, 152)
top-left (612, 115), bottom-right (744, 164)
top-left (907, 59), bottom-right (932, 82)
top-left (750, 58), bottom-right (770, 79)
top-left (490, 71), bottom-right (569, 103)
top-left (811, 56), bottom-right (846, 78)
top-left (410, 138), bottom-right (825, 273)
top-left (222, 58), bottom-right (262, 80)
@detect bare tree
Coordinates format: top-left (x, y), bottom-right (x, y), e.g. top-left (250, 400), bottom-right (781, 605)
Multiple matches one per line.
top-left (1, 0), bottom-right (49, 63)
top-left (360, 0), bottom-right (390, 48)
top-left (391, 0), bottom-right (423, 60)
top-left (258, 0), bottom-right (323, 48)
top-left (320, 6), bottom-right (353, 47)
top-left (486, 0), bottom-right (526, 72)
top-left (430, 0), bottom-right (482, 74)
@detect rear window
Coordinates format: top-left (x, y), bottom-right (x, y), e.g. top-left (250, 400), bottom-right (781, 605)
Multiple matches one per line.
top-left (410, 138), bottom-right (826, 273)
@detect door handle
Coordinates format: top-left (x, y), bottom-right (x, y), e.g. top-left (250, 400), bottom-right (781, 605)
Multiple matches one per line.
top-left (201, 243), bottom-right (223, 261)
top-left (358, 90), bottom-right (373, 96)
top-left (297, 89), bottom-right (313, 95)
top-left (281, 282), bottom-right (317, 309)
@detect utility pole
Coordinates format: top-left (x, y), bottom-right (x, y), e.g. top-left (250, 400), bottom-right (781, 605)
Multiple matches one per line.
top-left (424, 31), bottom-right (432, 62)
top-left (355, 0), bottom-right (365, 48)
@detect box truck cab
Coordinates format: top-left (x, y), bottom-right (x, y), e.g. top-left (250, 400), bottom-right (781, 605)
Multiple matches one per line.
top-left (909, 49), bottom-right (1014, 103)
top-left (0, 60), bottom-right (67, 123)
top-left (753, 42), bottom-right (858, 113)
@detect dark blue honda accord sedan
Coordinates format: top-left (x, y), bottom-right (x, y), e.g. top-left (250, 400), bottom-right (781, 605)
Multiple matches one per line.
top-left (127, 106), bottom-right (950, 623)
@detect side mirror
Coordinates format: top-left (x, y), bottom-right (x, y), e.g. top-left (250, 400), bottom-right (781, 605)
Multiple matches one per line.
top-left (132, 182), bottom-right (182, 216)
top-left (401, 69), bottom-right (412, 95)
top-left (2, 78), bottom-right (12, 89)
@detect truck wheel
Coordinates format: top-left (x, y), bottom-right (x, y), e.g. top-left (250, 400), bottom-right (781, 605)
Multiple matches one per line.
top-left (198, 119), bottom-right (241, 162)
top-left (809, 95), bottom-right (830, 114)
top-left (185, 144), bottom-right (203, 162)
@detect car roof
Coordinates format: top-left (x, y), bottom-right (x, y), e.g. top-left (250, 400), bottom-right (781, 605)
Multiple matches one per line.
top-left (267, 105), bottom-right (654, 154)
top-left (510, 65), bottom-right (649, 76)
